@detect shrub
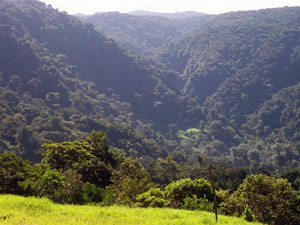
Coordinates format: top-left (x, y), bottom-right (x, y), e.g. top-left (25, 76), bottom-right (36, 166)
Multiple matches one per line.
top-left (165, 178), bottom-right (213, 208)
top-left (244, 205), bottom-right (255, 222)
top-left (82, 184), bottom-right (106, 204)
top-left (183, 195), bottom-right (214, 212)
top-left (136, 188), bottom-right (165, 208)
top-left (182, 195), bottom-right (199, 210)
top-left (19, 165), bottom-right (65, 202)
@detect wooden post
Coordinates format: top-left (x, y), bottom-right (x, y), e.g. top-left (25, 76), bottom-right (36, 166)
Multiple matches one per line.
top-left (208, 164), bottom-right (218, 223)
top-left (198, 155), bottom-right (218, 223)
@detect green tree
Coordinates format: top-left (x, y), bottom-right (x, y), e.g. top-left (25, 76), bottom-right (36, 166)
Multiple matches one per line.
top-left (20, 164), bottom-right (65, 202)
top-left (41, 131), bottom-right (122, 187)
top-left (227, 174), bottom-right (300, 225)
top-left (165, 178), bottom-right (213, 208)
top-left (281, 168), bottom-right (300, 191)
top-left (0, 152), bottom-right (33, 194)
top-left (109, 158), bottom-right (153, 205)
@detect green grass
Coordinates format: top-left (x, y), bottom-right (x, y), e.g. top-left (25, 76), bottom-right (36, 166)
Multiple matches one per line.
top-left (0, 195), bottom-right (262, 225)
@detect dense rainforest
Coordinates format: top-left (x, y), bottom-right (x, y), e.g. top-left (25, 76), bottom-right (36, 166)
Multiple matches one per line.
top-left (0, 0), bottom-right (300, 175)
top-left (80, 7), bottom-right (300, 173)
top-left (78, 11), bottom-right (211, 56)
top-left (0, 0), bottom-right (300, 224)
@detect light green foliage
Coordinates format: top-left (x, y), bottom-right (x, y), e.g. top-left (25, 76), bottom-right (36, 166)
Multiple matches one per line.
top-left (19, 166), bottom-right (65, 202)
top-left (165, 178), bottom-right (213, 208)
top-left (0, 195), bottom-right (263, 225)
top-left (177, 128), bottom-right (203, 149)
top-left (136, 188), bottom-right (165, 208)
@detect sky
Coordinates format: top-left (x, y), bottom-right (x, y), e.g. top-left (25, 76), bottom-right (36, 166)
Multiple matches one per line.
top-left (41, 0), bottom-right (300, 15)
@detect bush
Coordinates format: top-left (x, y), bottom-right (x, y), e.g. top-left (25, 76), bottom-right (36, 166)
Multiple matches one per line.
top-left (183, 195), bottom-right (214, 212)
top-left (136, 188), bottom-right (165, 208)
top-left (183, 195), bottom-right (199, 210)
top-left (82, 185), bottom-right (105, 204)
top-left (20, 165), bottom-right (65, 202)
top-left (244, 205), bottom-right (255, 222)
top-left (165, 178), bottom-right (213, 208)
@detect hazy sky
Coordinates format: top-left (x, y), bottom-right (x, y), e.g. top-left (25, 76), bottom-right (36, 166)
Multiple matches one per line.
top-left (42, 0), bottom-right (300, 14)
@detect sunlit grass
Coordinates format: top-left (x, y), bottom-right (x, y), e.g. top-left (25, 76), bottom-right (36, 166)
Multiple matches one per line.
top-left (0, 195), bottom-right (262, 225)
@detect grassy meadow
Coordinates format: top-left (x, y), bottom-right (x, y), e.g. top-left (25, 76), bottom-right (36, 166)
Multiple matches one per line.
top-left (0, 195), bottom-right (262, 225)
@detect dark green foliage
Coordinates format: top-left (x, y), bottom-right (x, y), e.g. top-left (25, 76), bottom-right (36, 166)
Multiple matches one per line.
top-left (226, 174), bottom-right (300, 225)
top-left (0, 152), bottom-right (33, 194)
top-left (281, 168), bottom-right (300, 190)
top-left (80, 12), bottom-right (211, 57)
top-left (1, 0), bottom-right (300, 201)
top-left (244, 205), bottom-right (255, 222)
top-left (109, 158), bottom-right (154, 205)
top-left (146, 157), bottom-right (184, 186)
top-left (58, 169), bottom-right (85, 203)
top-left (0, 131), bottom-right (153, 205)
top-left (156, 7), bottom-right (300, 172)
top-left (188, 158), bottom-right (250, 192)
top-left (0, 0), bottom-right (183, 165)
top-left (81, 184), bottom-right (107, 204)
top-left (42, 131), bottom-right (122, 187)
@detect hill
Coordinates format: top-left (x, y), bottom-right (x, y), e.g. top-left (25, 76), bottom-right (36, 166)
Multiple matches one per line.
top-left (156, 7), bottom-right (300, 172)
top-left (0, 195), bottom-right (263, 225)
top-left (128, 10), bottom-right (207, 19)
top-left (0, 0), bottom-right (300, 173)
top-left (0, 0), bottom-right (183, 162)
top-left (79, 12), bottom-right (211, 56)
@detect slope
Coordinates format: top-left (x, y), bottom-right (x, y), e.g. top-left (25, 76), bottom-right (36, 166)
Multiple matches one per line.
top-left (157, 7), bottom-right (300, 172)
top-left (79, 12), bottom-right (211, 56)
top-left (0, 195), bottom-right (263, 225)
top-left (0, 0), bottom-right (182, 161)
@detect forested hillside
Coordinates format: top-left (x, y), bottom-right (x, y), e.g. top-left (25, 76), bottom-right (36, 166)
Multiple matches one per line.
top-left (0, 0), bottom-right (183, 162)
top-left (0, 0), bottom-right (300, 174)
top-left (79, 12), bottom-right (211, 56)
top-left (1, 1), bottom-right (300, 223)
top-left (156, 7), bottom-right (300, 172)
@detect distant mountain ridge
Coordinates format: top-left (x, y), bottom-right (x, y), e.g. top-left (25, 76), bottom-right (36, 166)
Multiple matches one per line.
top-left (78, 12), bottom-right (212, 56)
top-left (128, 10), bottom-right (208, 19)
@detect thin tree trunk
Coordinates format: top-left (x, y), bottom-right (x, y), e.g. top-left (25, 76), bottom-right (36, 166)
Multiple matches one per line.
top-left (208, 164), bottom-right (218, 223)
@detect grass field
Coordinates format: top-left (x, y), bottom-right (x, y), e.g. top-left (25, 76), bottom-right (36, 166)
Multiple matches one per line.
top-left (0, 195), bottom-right (262, 225)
